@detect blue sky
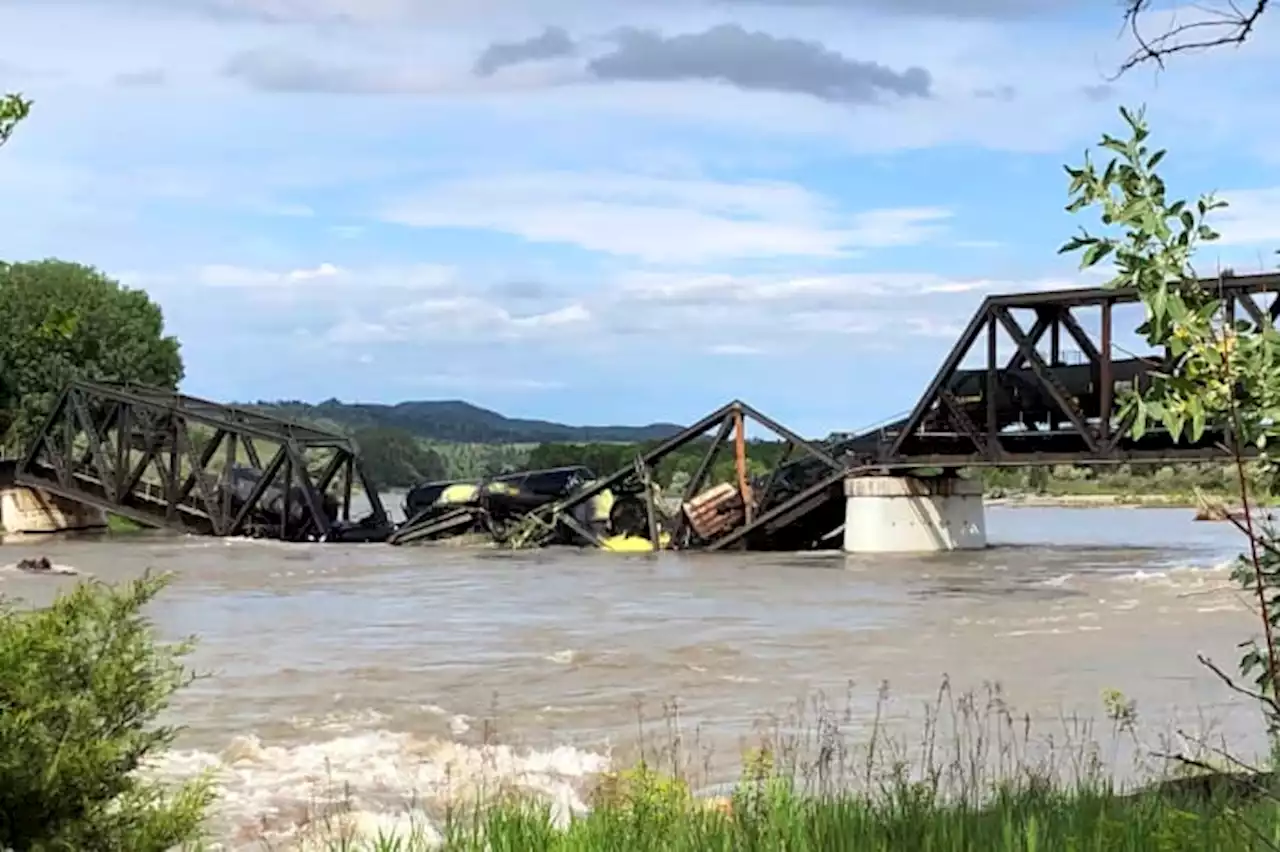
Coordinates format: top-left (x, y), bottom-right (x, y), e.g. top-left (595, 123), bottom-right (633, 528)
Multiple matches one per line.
top-left (2, 0), bottom-right (1279, 437)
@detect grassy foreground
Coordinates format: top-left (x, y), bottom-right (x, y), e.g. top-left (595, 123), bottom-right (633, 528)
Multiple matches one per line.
top-left (283, 685), bottom-right (1280, 852)
top-left (298, 771), bottom-right (1280, 852)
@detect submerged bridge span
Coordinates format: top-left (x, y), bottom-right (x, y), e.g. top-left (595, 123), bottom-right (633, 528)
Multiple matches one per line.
top-left (8, 272), bottom-right (1277, 550)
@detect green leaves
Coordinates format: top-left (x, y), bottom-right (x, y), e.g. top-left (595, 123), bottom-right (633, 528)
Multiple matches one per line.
top-left (1065, 106), bottom-right (1280, 737)
top-left (0, 260), bottom-right (184, 448)
top-left (0, 92), bottom-right (31, 148)
top-left (0, 573), bottom-right (213, 849)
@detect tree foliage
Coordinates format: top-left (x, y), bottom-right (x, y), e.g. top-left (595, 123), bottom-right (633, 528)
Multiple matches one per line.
top-left (1061, 105), bottom-right (1280, 732)
top-left (0, 572), bottom-right (213, 850)
top-left (354, 426), bottom-right (448, 488)
top-left (0, 260), bottom-right (184, 447)
top-left (0, 93), bottom-right (31, 149)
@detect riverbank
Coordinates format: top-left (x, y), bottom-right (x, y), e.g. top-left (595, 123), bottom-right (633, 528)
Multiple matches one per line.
top-left (293, 776), bottom-right (1278, 851)
top-left (988, 491), bottom-right (1276, 511)
top-left (988, 492), bottom-right (1191, 508)
top-left (262, 692), bottom-right (1276, 852)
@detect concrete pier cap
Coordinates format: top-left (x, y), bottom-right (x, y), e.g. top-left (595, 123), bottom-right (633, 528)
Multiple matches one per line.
top-left (842, 474), bottom-right (986, 554)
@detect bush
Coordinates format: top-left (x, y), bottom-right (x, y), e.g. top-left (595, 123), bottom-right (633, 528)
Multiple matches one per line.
top-left (0, 572), bottom-right (212, 850)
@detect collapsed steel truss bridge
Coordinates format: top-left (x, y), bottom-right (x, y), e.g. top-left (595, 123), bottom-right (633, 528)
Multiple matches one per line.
top-left (14, 381), bottom-right (391, 542)
top-left (11, 271), bottom-right (1279, 547)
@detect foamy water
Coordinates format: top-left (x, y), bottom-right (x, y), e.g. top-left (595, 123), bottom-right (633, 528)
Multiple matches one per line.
top-left (0, 506), bottom-right (1266, 847)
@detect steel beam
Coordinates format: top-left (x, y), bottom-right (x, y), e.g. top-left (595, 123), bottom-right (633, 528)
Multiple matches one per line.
top-left (15, 380), bottom-right (389, 541)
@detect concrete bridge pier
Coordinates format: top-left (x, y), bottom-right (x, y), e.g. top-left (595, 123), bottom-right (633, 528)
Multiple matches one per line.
top-left (0, 460), bottom-right (108, 540)
top-left (842, 474), bottom-right (986, 554)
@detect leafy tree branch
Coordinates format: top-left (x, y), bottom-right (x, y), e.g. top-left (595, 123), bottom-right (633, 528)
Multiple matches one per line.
top-left (1061, 105), bottom-right (1280, 736)
top-left (0, 93), bottom-right (31, 148)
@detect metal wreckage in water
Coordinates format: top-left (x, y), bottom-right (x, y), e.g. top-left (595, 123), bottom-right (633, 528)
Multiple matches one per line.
top-left (386, 399), bottom-right (857, 552)
top-left (7, 380), bottom-right (860, 552)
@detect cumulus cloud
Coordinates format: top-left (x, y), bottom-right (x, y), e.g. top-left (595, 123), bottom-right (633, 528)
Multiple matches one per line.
top-left (379, 170), bottom-right (951, 263)
top-left (175, 256), bottom-right (1089, 360)
top-left (319, 268), bottom-right (992, 351)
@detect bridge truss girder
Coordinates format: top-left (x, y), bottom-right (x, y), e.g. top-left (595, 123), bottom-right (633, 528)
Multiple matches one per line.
top-left (871, 272), bottom-right (1280, 469)
top-left (15, 381), bottom-right (389, 542)
top-left (513, 400), bottom-right (852, 552)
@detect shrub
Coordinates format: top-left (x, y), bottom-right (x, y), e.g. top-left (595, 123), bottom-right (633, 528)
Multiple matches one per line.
top-left (0, 572), bottom-right (212, 850)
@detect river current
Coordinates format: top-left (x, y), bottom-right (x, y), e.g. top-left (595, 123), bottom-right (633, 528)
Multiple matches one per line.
top-left (0, 505), bottom-right (1265, 846)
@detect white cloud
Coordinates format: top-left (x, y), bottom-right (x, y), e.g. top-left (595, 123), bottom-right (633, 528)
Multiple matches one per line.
top-left (325, 318), bottom-right (396, 343)
top-left (615, 270), bottom-right (1075, 304)
top-left (196, 262), bottom-right (458, 290)
top-left (381, 171), bottom-right (951, 263)
top-left (263, 262), bottom-right (1101, 357)
top-left (328, 294), bottom-right (593, 343)
top-left (1214, 187), bottom-right (1280, 248)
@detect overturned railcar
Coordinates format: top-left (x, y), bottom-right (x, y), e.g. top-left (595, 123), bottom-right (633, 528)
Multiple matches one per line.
top-left (391, 465), bottom-right (610, 545)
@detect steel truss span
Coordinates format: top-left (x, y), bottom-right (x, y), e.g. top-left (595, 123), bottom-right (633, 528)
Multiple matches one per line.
top-left (14, 381), bottom-right (392, 542)
top-left (839, 271), bottom-right (1280, 470)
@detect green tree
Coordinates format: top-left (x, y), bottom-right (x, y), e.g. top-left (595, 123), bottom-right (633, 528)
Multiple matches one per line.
top-left (0, 572), bottom-right (213, 849)
top-left (0, 93), bottom-right (31, 149)
top-left (0, 260), bottom-right (184, 446)
top-left (354, 426), bottom-right (448, 488)
top-left (1061, 105), bottom-right (1280, 731)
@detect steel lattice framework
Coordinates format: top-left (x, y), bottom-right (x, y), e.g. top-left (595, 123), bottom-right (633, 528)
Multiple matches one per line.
top-left (503, 400), bottom-right (851, 552)
top-left (837, 271), bottom-right (1280, 470)
top-left (15, 381), bottom-right (390, 542)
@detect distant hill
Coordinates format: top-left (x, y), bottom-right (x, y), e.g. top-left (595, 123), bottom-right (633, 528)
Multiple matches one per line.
top-left (251, 398), bottom-right (686, 445)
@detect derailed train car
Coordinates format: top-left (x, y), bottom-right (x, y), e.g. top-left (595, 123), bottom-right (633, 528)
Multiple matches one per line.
top-left (215, 463), bottom-right (341, 537)
top-left (391, 465), bottom-right (617, 545)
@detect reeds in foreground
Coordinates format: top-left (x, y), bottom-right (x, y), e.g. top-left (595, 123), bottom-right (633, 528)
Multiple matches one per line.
top-left (251, 680), bottom-right (1278, 851)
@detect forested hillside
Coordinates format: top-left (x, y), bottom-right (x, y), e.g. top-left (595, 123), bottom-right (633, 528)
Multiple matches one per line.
top-left (254, 398), bottom-right (683, 444)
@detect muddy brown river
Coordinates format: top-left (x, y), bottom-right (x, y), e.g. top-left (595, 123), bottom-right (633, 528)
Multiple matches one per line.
top-left (0, 505), bottom-right (1266, 846)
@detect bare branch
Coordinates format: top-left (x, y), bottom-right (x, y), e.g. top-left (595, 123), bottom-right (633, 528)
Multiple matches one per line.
top-left (1173, 726), bottom-right (1270, 779)
top-left (1117, 0), bottom-right (1270, 75)
top-left (1198, 653), bottom-right (1280, 717)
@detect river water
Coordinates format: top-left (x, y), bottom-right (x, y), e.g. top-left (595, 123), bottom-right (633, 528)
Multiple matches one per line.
top-left (0, 506), bottom-right (1267, 846)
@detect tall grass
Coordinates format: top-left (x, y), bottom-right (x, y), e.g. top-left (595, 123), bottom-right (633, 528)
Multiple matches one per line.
top-left (242, 680), bottom-right (1280, 851)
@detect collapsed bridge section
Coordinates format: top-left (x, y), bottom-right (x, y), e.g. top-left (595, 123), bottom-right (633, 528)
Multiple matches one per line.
top-left (386, 400), bottom-right (861, 552)
top-left (15, 381), bottom-right (392, 542)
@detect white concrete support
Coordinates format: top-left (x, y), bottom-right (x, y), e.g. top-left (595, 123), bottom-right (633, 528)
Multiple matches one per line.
top-left (842, 475), bottom-right (986, 554)
top-left (0, 487), bottom-right (107, 537)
